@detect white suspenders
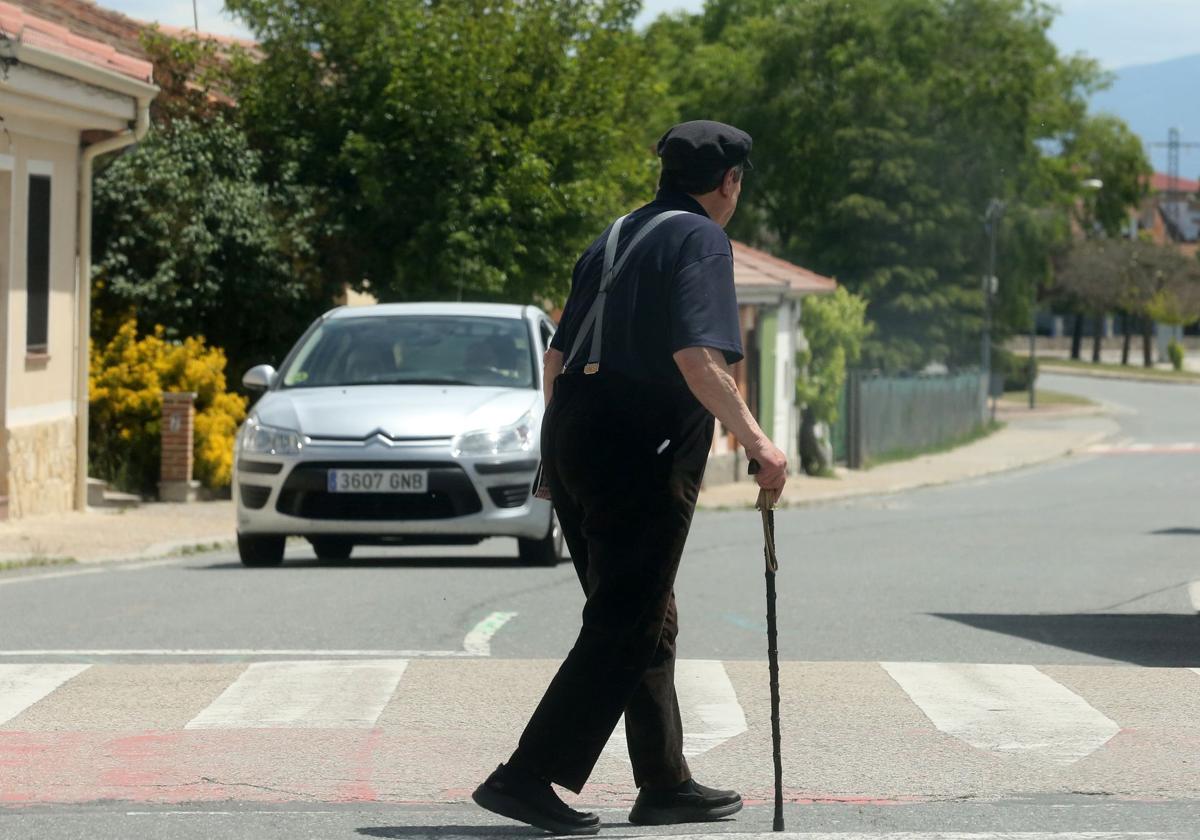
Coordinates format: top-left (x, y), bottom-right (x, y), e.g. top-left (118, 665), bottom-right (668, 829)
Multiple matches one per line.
top-left (562, 210), bottom-right (689, 375)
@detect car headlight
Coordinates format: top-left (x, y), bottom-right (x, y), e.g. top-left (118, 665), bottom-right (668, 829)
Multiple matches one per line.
top-left (452, 413), bottom-right (534, 458)
top-left (240, 420), bottom-right (304, 456)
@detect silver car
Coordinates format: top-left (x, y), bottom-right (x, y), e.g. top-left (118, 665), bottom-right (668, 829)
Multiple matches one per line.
top-left (232, 302), bottom-right (563, 567)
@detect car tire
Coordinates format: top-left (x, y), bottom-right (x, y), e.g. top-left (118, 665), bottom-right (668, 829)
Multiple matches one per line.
top-left (238, 533), bottom-right (285, 567)
top-left (518, 511), bottom-right (563, 567)
top-left (309, 537), bottom-right (353, 562)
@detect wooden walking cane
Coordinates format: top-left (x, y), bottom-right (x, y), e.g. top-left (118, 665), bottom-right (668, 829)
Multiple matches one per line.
top-left (749, 461), bottom-right (784, 831)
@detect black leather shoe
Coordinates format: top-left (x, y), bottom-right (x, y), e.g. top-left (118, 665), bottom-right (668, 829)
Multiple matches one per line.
top-left (472, 763), bottom-right (600, 835)
top-left (628, 778), bottom-right (743, 825)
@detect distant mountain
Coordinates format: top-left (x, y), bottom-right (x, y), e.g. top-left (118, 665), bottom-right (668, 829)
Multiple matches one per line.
top-left (1090, 53), bottom-right (1200, 177)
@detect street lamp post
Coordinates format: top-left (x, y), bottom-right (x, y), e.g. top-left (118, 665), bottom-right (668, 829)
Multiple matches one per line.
top-left (983, 199), bottom-right (1005, 423)
top-left (1028, 270), bottom-right (1037, 409)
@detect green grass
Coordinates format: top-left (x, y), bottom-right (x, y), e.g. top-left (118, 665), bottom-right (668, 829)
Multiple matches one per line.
top-left (1038, 357), bottom-right (1200, 382)
top-left (999, 388), bottom-right (1095, 407)
top-left (174, 541), bottom-right (228, 557)
top-left (865, 421), bottom-right (1004, 469)
top-left (0, 555), bottom-right (76, 573)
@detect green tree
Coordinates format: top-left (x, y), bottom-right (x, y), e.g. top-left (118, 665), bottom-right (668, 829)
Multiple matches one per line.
top-left (647, 0), bottom-right (1103, 371)
top-left (1054, 238), bottom-right (1200, 367)
top-left (1061, 115), bottom-right (1151, 238)
top-left (92, 117), bottom-right (330, 379)
top-left (225, 0), bottom-right (668, 304)
top-left (1053, 113), bottom-right (1152, 360)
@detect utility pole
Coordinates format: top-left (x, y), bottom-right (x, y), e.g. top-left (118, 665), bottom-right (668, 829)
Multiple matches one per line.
top-left (1151, 128), bottom-right (1200, 233)
top-left (193, 0), bottom-right (200, 32)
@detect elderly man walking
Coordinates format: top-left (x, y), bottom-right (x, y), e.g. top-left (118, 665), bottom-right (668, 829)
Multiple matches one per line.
top-left (473, 120), bottom-right (788, 835)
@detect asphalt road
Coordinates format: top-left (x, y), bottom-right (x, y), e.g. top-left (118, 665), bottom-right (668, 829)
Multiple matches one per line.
top-left (0, 373), bottom-right (1195, 667)
top-left (1, 372), bottom-right (1198, 839)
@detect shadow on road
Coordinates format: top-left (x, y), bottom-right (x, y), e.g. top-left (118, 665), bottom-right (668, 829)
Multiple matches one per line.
top-left (933, 612), bottom-right (1200, 666)
top-left (357, 827), bottom-right (652, 839)
top-left (1152, 527), bottom-right (1200, 536)
top-left (357, 828), bottom-right (541, 838)
top-left (194, 556), bottom-right (556, 570)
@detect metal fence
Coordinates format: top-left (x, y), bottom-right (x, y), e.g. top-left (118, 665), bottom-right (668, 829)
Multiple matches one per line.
top-left (836, 370), bottom-right (986, 468)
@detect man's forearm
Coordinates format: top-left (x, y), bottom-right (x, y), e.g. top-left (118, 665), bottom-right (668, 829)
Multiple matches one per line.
top-left (542, 348), bottom-right (563, 408)
top-left (674, 347), bottom-right (768, 453)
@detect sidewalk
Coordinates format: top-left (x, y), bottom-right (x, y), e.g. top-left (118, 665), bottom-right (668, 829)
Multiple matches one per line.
top-left (0, 500), bottom-right (235, 566)
top-left (697, 403), bottom-right (1118, 510)
top-left (0, 405), bottom-right (1117, 564)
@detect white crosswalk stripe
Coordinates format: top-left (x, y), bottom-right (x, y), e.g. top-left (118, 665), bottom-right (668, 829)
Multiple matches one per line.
top-left (602, 659), bottom-right (747, 760)
top-left (881, 662), bottom-right (1120, 764)
top-left (184, 659), bottom-right (408, 729)
top-left (0, 663), bottom-right (90, 725)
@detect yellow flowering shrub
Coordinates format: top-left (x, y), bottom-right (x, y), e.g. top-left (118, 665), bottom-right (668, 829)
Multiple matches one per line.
top-left (89, 317), bottom-right (248, 493)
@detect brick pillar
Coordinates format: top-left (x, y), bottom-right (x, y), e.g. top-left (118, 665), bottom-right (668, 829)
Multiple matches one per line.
top-left (159, 391), bottom-right (199, 502)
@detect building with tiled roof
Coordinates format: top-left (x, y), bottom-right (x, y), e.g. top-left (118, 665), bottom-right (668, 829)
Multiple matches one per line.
top-left (1137, 172), bottom-right (1200, 257)
top-left (1148, 172), bottom-right (1200, 195)
top-left (703, 241), bottom-right (837, 485)
top-left (0, 0), bottom-right (158, 520)
top-left (732, 240), bottom-right (838, 296)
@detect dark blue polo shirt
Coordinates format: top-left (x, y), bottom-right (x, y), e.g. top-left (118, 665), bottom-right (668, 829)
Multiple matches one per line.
top-left (550, 189), bottom-right (743, 388)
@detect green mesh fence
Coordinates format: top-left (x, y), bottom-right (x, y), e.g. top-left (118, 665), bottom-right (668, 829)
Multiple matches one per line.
top-left (843, 371), bottom-right (985, 468)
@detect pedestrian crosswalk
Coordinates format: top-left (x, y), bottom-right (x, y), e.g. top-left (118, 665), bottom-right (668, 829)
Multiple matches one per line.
top-left (1, 658), bottom-right (1198, 805)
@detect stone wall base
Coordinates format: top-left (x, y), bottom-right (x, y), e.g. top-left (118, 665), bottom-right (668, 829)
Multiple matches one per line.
top-left (159, 479), bottom-right (201, 503)
top-left (6, 418), bottom-right (76, 519)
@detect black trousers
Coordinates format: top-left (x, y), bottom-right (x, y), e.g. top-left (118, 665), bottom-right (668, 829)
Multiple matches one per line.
top-left (509, 372), bottom-right (713, 794)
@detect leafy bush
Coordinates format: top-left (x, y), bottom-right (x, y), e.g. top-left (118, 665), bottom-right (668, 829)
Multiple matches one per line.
top-left (796, 287), bottom-right (873, 425)
top-left (992, 347), bottom-right (1038, 392)
top-left (89, 318), bottom-right (248, 494)
top-left (1167, 339), bottom-right (1186, 372)
top-left (92, 117), bottom-right (329, 381)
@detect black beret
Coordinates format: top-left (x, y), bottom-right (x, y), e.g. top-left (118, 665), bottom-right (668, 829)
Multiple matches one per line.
top-left (657, 120), bottom-right (754, 173)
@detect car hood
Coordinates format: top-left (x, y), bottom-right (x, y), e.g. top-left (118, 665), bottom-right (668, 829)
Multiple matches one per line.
top-left (251, 385), bottom-right (541, 440)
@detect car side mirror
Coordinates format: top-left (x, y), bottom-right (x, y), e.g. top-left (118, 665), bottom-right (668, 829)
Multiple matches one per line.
top-left (243, 364), bottom-right (277, 392)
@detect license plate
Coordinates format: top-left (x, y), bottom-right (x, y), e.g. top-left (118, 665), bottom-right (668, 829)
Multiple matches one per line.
top-left (326, 469), bottom-right (428, 494)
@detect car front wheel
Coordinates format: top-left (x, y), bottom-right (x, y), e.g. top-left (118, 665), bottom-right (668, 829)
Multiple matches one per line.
top-left (238, 533), bottom-right (285, 567)
top-left (517, 512), bottom-right (563, 567)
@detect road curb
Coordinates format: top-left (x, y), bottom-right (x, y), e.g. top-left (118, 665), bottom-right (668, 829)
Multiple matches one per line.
top-left (83, 536), bottom-right (236, 567)
top-left (698, 415), bottom-right (1119, 512)
top-left (1040, 365), bottom-right (1200, 386)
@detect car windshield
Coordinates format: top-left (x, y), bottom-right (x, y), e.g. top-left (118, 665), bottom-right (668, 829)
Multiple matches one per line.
top-left (280, 314), bottom-right (535, 389)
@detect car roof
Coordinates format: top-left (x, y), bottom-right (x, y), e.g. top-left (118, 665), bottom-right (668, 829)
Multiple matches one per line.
top-left (326, 302), bottom-right (536, 321)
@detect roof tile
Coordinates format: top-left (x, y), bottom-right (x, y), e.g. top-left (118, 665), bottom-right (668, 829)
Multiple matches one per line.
top-left (731, 240), bottom-right (837, 294)
top-left (0, 0), bottom-right (154, 82)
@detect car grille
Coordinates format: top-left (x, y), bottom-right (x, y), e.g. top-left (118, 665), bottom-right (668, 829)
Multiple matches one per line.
top-left (488, 484), bottom-right (529, 509)
top-left (275, 461), bottom-right (482, 521)
top-left (239, 484), bottom-right (271, 510)
top-left (239, 460), bottom-right (283, 475)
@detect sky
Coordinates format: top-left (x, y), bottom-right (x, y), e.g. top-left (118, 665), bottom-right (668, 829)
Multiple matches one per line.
top-left (102, 0), bottom-right (1200, 70)
top-left (638, 0), bottom-right (1200, 70)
